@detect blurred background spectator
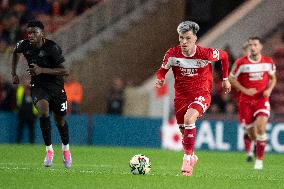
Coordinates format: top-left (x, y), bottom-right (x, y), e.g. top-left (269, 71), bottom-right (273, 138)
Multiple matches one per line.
top-left (64, 71), bottom-right (83, 114)
top-left (16, 77), bottom-right (38, 144)
top-left (0, 74), bottom-right (16, 111)
top-left (106, 77), bottom-right (125, 115)
top-left (0, 0), bottom-right (283, 116)
top-left (0, 0), bottom-right (102, 54)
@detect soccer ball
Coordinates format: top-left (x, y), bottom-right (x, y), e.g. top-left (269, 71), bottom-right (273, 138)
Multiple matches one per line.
top-left (129, 154), bottom-right (151, 175)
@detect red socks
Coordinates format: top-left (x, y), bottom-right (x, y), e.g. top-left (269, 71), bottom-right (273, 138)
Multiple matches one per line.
top-left (244, 133), bottom-right (252, 154)
top-left (256, 140), bottom-right (266, 160)
top-left (182, 124), bottom-right (196, 155)
top-left (255, 134), bottom-right (267, 160)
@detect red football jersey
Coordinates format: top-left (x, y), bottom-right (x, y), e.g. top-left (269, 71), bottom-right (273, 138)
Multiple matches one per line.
top-left (156, 45), bottom-right (229, 100)
top-left (230, 55), bottom-right (276, 101)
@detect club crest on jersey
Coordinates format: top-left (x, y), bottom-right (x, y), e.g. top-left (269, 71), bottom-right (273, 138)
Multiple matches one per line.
top-left (176, 60), bottom-right (181, 66)
top-left (38, 50), bottom-right (46, 57)
top-left (196, 60), bottom-right (210, 67)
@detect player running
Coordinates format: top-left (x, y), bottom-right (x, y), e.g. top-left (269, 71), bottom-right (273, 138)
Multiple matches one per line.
top-left (11, 20), bottom-right (72, 168)
top-left (229, 37), bottom-right (276, 170)
top-left (155, 21), bottom-right (231, 176)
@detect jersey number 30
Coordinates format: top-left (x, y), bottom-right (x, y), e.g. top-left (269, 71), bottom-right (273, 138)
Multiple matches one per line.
top-left (61, 101), bottom-right (67, 111)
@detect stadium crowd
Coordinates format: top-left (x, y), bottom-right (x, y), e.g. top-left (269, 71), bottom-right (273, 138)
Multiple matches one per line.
top-left (0, 0), bottom-right (102, 55)
top-left (0, 1), bottom-right (284, 116)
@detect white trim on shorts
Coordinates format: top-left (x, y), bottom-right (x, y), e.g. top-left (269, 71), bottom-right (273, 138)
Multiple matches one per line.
top-left (189, 101), bottom-right (206, 113)
top-left (253, 109), bottom-right (270, 118)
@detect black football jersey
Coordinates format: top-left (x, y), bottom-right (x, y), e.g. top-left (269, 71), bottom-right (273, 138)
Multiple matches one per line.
top-left (15, 39), bottom-right (65, 87)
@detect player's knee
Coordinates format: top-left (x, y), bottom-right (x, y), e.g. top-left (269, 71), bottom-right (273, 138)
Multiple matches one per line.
top-left (36, 100), bottom-right (49, 117)
top-left (254, 120), bottom-right (267, 135)
top-left (54, 116), bottom-right (65, 127)
top-left (37, 110), bottom-right (49, 117)
top-left (248, 128), bottom-right (257, 140)
top-left (184, 109), bottom-right (199, 125)
top-left (256, 126), bottom-right (266, 135)
top-left (184, 116), bottom-right (197, 125)
top-left (248, 132), bottom-right (257, 140)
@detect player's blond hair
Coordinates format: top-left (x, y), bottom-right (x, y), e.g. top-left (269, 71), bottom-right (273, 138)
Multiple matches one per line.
top-left (177, 21), bottom-right (200, 35)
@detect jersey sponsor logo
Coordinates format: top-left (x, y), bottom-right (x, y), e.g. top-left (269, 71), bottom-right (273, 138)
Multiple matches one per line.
top-left (170, 57), bottom-right (211, 68)
top-left (234, 63), bottom-right (274, 77)
top-left (180, 68), bottom-right (198, 76)
top-left (249, 72), bottom-right (264, 81)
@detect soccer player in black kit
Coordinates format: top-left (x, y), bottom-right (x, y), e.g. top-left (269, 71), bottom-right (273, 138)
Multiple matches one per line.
top-left (11, 20), bottom-right (72, 168)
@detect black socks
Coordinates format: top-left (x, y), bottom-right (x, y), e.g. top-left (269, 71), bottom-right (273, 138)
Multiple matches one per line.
top-left (57, 122), bottom-right (69, 145)
top-left (39, 116), bottom-right (52, 146)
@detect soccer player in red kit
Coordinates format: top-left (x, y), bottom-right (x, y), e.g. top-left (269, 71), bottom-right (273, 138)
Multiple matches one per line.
top-left (229, 37), bottom-right (277, 170)
top-left (155, 21), bottom-right (231, 176)
top-left (234, 41), bottom-right (255, 162)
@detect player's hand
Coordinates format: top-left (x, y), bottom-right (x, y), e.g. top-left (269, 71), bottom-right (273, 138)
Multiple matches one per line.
top-left (155, 79), bottom-right (165, 88)
top-left (263, 89), bottom-right (272, 97)
top-left (12, 74), bottom-right (19, 84)
top-left (243, 88), bottom-right (257, 96)
top-left (222, 80), bottom-right (231, 94)
top-left (27, 64), bottom-right (43, 76)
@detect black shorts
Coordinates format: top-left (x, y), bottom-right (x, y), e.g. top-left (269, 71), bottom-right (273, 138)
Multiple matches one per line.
top-left (31, 84), bottom-right (67, 116)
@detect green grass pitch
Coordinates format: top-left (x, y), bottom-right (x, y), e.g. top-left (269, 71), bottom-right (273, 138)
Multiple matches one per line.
top-left (0, 144), bottom-right (283, 189)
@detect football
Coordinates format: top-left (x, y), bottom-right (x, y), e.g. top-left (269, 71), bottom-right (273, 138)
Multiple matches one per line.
top-left (129, 154), bottom-right (151, 175)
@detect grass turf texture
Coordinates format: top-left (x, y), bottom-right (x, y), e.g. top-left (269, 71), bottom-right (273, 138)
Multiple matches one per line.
top-left (0, 144), bottom-right (283, 189)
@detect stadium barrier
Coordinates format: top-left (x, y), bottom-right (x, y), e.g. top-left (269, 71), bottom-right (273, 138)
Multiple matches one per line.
top-left (0, 112), bottom-right (89, 145)
top-left (0, 112), bottom-right (283, 153)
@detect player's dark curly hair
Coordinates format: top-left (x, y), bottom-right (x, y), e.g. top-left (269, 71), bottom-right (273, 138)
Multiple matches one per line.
top-left (27, 20), bottom-right (44, 30)
top-left (248, 36), bottom-right (263, 44)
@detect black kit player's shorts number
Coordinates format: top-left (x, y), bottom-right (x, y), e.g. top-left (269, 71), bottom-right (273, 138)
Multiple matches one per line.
top-left (60, 101), bottom-right (68, 112)
top-left (31, 85), bottom-right (68, 116)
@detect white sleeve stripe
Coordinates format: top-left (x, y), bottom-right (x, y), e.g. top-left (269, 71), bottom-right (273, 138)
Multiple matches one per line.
top-left (229, 73), bottom-right (237, 78)
top-left (161, 57), bottom-right (173, 69)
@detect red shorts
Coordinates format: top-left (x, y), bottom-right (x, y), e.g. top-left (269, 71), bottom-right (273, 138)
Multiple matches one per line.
top-left (238, 97), bottom-right (270, 125)
top-left (174, 93), bottom-right (211, 124)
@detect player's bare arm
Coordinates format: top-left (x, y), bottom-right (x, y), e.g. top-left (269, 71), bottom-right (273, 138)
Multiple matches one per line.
top-left (11, 50), bottom-right (21, 84)
top-left (222, 79), bottom-right (231, 94)
top-left (155, 79), bottom-right (165, 88)
top-left (263, 74), bottom-right (277, 97)
top-left (28, 63), bottom-right (69, 76)
top-left (229, 76), bottom-right (257, 96)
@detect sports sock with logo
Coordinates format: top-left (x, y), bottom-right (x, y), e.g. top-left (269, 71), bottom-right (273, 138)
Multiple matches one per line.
top-left (182, 124), bottom-right (196, 155)
top-left (256, 134), bottom-right (266, 160)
